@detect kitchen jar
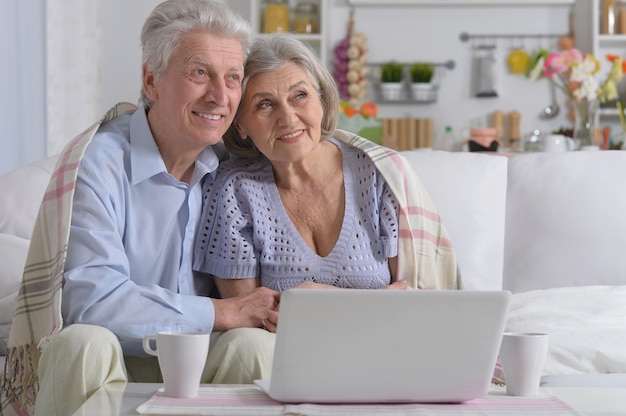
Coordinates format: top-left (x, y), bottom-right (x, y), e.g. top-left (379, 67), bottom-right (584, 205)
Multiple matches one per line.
top-left (264, 0), bottom-right (290, 33)
top-left (293, 2), bottom-right (319, 34)
top-left (468, 127), bottom-right (498, 152)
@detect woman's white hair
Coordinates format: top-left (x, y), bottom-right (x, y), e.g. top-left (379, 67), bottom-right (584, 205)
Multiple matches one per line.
top-left (139, 0), bottom-right (252, 108)
top-left (223, 33), bottom-right (339, 159)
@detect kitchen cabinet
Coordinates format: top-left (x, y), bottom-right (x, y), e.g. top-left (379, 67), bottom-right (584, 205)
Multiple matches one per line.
top-left (348, 0), bottom-right (573, 4)
top-left (574, 0), bottom-right (626, 119)
top-left (228, 0), bottom-right (328, 66)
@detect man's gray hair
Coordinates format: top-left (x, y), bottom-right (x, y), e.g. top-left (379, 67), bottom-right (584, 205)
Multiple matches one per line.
top-left (139, 0), bottom-right (252, 108)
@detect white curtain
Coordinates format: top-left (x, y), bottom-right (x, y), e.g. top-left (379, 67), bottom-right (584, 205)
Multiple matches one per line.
top-left (0, 0), bottom-right (102, 175)
top-left (0, 0), bottom-right (46, 175)
top-left (47, 0), bottom-right (102, 156)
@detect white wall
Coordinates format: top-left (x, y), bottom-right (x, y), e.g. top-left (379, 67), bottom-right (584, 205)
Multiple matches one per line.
top-left (99, 0), bottom-right (163, 114)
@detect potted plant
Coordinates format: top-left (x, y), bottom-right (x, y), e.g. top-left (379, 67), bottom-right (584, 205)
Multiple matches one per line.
top-left (380, 61), bottom-right (406, 101)
top-left (409, 62), bottom-right (434, 101)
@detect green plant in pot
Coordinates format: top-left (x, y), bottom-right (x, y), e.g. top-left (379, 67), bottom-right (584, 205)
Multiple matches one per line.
top-left (381, 62), bottom-right (404, 83)
top-left (409, 63), bottom-right (434, 83)
top-left (380, 61), bottom-right (405, 101)
top-left (409, 62), bottom-right (434, 101)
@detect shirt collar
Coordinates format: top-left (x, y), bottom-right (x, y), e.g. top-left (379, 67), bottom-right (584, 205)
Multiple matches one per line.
top-left (129, 106), bottom-right (220, 185)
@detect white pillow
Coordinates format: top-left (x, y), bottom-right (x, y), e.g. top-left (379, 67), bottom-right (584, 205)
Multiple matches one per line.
top-left (0, 234), bottom-right (30, 354)
top-left (400, 150), bottom-right (508, 291)
top-left (505, 285), bottom-right (626, 375)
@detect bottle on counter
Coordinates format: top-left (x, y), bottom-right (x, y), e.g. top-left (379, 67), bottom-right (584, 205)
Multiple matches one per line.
top-left (434, 125), bottom-right (456, 151)
top-left (491, 110), bottom-right (505, 143)
top-left (507, 110), bottom-right (521, 151)
top-left (523, 129), bottom-right (542, 152)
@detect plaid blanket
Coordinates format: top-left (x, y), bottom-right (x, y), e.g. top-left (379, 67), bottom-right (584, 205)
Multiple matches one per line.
top-left (333, 129), bottom-right (462, 290)
top-left (0, 102), bottom-right (138, 416)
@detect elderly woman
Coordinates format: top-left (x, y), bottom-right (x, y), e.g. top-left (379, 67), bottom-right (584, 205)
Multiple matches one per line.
top-left (194, 34), bottom-right (462, 331)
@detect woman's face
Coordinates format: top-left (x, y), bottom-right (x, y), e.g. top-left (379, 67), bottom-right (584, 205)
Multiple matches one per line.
top-left (235, 62), bottom-right (324, 164)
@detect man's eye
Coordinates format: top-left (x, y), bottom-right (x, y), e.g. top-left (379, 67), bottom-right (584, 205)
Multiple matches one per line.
top-left (195, 69), bottom-right (206, 76)
top-left (257, 101), bottom-right (271, 110)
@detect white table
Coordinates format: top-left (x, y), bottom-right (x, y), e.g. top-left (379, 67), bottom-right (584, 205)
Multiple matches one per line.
top-left (72, 382), bottom-right (626, 416)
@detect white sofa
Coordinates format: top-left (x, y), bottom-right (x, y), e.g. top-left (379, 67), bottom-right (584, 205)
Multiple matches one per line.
top-left (2, 149), bottom-right (626, 386)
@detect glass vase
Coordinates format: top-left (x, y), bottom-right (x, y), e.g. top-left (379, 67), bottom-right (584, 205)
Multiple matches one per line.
top-left (572, 98), bottom-right (599, 149)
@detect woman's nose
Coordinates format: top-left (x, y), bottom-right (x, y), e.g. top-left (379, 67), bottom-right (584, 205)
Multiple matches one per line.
top-left (276, 104), bottom-right (297, 126)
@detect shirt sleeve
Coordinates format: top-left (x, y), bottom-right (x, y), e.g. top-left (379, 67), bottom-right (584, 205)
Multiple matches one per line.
top-left (62, 145), bottom-right (215, 357)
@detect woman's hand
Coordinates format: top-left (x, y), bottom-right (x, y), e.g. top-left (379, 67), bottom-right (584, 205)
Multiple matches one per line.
top-left (379, 279), bottom-right (409, 290)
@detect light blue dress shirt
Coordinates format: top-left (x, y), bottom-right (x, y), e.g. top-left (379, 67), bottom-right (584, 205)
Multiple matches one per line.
top-left (62, 107), bottom-right (220, 356)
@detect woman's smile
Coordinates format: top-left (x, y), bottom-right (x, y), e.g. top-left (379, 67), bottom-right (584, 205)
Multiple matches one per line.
top-left (277, 129), bottom-right (305, 142)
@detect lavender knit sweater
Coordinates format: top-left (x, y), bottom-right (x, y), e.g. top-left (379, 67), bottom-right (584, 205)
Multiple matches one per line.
top-left (193, 138), bottom-right (399, 291)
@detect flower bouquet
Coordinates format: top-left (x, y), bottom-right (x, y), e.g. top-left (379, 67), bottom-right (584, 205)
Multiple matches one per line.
top-left (529, 48), bottom-right (625, 148)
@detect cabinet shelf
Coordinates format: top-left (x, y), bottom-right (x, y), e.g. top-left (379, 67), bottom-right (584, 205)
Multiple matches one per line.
top-left (228, 0), bottom-right (328, 66)
top-left (347, 0), bottom-right (574, 6)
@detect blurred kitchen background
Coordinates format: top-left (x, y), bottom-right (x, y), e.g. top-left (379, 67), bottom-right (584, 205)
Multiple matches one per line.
top-left (2, 0), bottom-right (623, 174)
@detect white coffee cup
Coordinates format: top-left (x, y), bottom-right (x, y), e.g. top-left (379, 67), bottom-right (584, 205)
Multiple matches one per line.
top-left (499, 332), bottom-right (549, 397)
top-left (143, 331), bottom-right (211, 398)
top-left (542, 134), bottom-right (574, 152)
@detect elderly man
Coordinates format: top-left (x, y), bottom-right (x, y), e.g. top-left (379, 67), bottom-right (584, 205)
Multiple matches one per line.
top-left (0, 2), bottom-right (278, 416)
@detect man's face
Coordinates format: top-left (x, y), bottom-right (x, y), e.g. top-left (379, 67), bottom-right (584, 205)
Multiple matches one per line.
top-left (144, 32), bottom-right (245, 152)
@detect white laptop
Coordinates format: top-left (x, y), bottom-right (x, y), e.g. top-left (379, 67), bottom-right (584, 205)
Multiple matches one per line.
top-left (255, 288), bottom-right (510, 404)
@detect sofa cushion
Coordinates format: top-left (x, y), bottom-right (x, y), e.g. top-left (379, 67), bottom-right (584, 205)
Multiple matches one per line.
top-left (504, 151), bottom-right (626, 292)
top-left (400, 150), bottom-right (508, 290)
top-left (506, 285), bottom-right (626, 376)
top-left (0, 155), bottom-right (57, 239)
top-left (0, 234), bottom-right (30, 354)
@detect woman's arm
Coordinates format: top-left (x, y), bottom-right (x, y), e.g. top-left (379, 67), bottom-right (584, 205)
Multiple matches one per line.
top-left (214, 276), bottom-right (261, 298)
top-left (388, 256), bottom-right (398, 282)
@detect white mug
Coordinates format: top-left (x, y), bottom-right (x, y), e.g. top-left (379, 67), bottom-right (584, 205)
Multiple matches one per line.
top-left (499, 332), bottom-right (549, 397)
top-left (143, 331), bottom-right (211, 398)
top-left (542, 134), bottom-right (574, 152)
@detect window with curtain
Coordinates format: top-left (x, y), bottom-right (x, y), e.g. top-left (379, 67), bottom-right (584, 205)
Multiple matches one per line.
top-left (0, 0), bottom-right (46, 175)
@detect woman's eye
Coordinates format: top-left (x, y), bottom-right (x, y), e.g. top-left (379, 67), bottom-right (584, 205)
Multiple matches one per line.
top-left (257, 101), bottom-right (271, 110)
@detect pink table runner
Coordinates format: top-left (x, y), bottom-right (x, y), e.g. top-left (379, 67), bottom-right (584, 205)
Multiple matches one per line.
top-left (136, 385), bottom-right (584, 416)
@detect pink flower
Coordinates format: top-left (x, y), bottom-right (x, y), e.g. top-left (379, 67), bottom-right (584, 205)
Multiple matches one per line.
top-left (543, 49), bottom-right (584, 77)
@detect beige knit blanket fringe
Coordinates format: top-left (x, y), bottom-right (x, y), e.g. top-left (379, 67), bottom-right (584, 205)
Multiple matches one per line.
top-left (0, 103), bottom-right (138, 416)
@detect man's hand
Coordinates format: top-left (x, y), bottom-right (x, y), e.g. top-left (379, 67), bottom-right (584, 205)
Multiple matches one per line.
top-left (212, 286), bottom-right (280, 332)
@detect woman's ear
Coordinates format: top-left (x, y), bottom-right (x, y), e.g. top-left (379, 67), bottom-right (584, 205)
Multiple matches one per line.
top-left (234, 118), bottom-right (248, 140)
top-left (143, 63), bottom-right (157, 102)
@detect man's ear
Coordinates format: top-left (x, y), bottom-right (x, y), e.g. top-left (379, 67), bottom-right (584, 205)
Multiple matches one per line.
top-left (143, 63), bottom-right (157, 102)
